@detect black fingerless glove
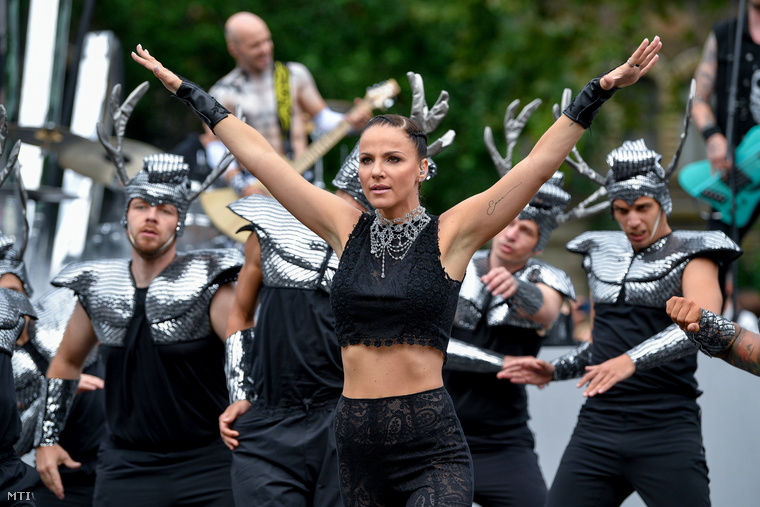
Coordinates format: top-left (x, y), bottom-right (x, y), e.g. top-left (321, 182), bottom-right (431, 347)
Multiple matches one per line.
top-left (563, 74), bottom-right (618, 129)
top-left (173, 78), bottom-right (230, 132)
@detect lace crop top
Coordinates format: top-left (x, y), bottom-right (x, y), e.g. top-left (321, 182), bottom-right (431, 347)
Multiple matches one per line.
top-left (330, 212), bottom-right (461, 361)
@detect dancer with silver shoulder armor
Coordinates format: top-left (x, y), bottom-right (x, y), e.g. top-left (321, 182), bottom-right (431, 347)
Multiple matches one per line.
top-left (0, 115), bottom-right (39, 506)
top-left (444, 97), bottom-right (576, 507)
top-left (501, 83), bottom-right (740, 507)
top-left (133, 36), bottom-right (661, 506)
top-left (34, 84), bottom-right (243, 506)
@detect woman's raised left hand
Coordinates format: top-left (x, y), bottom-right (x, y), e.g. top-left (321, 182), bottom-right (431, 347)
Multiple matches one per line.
top-left (600, 36), bottom-right (662, 90)
top-left (131, 44), bottom-right (182, 94)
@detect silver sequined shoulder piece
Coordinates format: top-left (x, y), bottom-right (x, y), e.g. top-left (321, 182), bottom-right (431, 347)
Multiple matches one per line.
top-left (0, 287), bottom-right (36, 353)
top-left (14, 287), bottom-right (91, 455)
top-left (454, 251), bottom-right (575, 331)
top-left (486, 258), bottom-right (576, 329)
top-left (568, 230), bottom-right (741, 306)
top-left (13, 346), bottom-right (43, 455)
top-left (520, 258), bottom-right (576, 300)
top-left (30, 287), bottom-right (98, 368)
top-left (146, 248), bottom-right (243, 344)
top-left (52, 259), bottom-right (134, 346)
top-left (566, 231), bottom-right (630, 304)
top-left (332, 143), bottom-right (372, 212)
top-left (454, 250), bottom-right (492, 330)
top-left (228, 194), bottom-right (338, 292)
top-left (13, 348), bottom-right (40, 411)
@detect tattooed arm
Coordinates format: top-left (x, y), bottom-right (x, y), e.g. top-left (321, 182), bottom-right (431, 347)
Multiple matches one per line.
top-left (667, 296), bottom-right (760, 377)
top-left (692, 32), bottom-right (731, 174)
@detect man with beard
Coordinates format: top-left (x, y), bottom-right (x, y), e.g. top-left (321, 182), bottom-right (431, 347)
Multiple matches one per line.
top-left (34, 153), bottom-right (243, 506)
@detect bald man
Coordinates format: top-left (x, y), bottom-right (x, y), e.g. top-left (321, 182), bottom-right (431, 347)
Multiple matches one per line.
top-left (207, 12), bottom-right (370, 195)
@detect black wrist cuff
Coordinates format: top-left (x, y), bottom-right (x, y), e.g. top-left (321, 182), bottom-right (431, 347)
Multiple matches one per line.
top-left (173, 78), bottom-right (230, 132)
top-left (563, 75), bottom-right (618, 129)
top-left (701, 125), bottom-right (722, 142)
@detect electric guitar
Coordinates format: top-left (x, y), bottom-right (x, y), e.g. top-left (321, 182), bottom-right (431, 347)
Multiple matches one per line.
top-left (200, 78), bottom-right (401, 242)
top-left (678, 125), bottom-right (760, 227)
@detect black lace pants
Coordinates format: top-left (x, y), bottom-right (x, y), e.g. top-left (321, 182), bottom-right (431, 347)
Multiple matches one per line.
top-left (334, 387), bottom-right (473, 506)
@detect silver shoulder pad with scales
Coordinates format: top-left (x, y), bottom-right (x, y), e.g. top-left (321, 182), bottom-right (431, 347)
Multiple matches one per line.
top-left (228, 194), bottom-right (338, 293)
top-left (566, 230), bottom-right (740, 306)
top-left (454, 250), bottom-right (575, 330)
top-left (51, 250), bottom-right (243, 345)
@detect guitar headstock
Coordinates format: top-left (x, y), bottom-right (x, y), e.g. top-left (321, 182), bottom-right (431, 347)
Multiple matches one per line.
top-left (363, 79), bottom-right (400, 111)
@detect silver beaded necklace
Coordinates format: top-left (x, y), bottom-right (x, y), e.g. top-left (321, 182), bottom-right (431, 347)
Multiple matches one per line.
top-left (369, 205), bottom-right (431, 278)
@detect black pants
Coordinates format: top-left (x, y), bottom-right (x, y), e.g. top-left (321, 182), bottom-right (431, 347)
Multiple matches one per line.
top-left (334, 387), bottom-right (473, 507)
top-left (93, 438), bottom-right (232, 507)
top-left (547, 401), bottom-right (710, 507)
top-left (469, 425), bottom-right (546, 507)
top-left (34, 483), bottom-right (94, 507)
top-left (0, 450), bottom-right (38, 507)
top-left (231, 403), bottom-right (340, 507)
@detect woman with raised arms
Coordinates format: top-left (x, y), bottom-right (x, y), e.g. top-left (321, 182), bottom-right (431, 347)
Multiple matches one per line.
top-left (133, 38), bottom-right (660, 506)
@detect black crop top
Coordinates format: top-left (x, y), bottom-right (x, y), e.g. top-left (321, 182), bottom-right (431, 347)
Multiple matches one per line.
top-left (330, 212), bottom-right (461, 361)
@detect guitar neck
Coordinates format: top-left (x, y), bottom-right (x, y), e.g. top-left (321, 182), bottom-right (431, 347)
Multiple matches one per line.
top-left (289, 120), bottom-right (353, 175)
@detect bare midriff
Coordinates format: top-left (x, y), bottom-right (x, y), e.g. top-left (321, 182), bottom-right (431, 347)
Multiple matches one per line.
top-left (341, 342), bottom-right (445, 399)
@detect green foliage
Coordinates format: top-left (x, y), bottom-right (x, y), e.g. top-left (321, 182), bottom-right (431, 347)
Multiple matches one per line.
top-left (69, 1), bottom-right (730, 211)
top-left (62, 0), bottom-right (760, 288)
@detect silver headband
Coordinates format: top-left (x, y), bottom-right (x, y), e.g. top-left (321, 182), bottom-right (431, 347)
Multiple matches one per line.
top-left (518, 171), bottom-right (571, 252)
top-left (604, 139), bottom-right (671, 216)
top-left (122, 153), bottom-right (192, 236)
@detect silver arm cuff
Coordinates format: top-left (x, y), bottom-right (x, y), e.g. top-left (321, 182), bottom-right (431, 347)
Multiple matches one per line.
top-left (225, 328), bottom-right (256, 404)
top-left (445, 338), bottom-right (504, 373)
top-left (625, 323), bottom-right (698, 370)
top-left (37, 378), bottom-right (78, 447)
top-left (507, 279), bottom-right (544, 316)
top-left (551, 341), bottom-right (592, 380)
top-left (686, 309), bottom-right (737, 358)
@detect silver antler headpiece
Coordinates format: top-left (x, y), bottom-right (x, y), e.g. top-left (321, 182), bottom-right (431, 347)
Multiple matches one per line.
top-left (519, 172), bottom-right (571, 252)
top-left (332, 72), bottom-right (455, 211)
top-left (485, 98), bottom-right (570, 251)
top-left (98, 83), bottom-right (233, 236)
top-left (604, 81), bottom-right (695, 217)
top-left (604, 139), bottom-right (671, 215)
top-left (556, 80), bottom-right (695, 220)
top-left (0, 105), bottom-right (31, 295)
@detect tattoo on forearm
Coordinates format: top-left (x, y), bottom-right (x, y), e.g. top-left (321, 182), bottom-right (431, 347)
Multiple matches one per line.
top-left (727, 329), bottom-right (760, 376)
top-left (487, 182), bottom-right (522, 216)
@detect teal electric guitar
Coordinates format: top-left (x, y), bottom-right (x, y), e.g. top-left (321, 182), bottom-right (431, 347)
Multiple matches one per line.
top-left (678, 125), bottom-right (760, 227)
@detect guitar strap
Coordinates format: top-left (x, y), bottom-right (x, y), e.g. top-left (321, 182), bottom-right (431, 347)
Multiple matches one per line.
top-left (274, 61), bottom-right (294, 158)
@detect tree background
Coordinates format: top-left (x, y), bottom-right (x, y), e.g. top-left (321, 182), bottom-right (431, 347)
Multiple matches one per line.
top-left (14, 0), bottom-right (760, 289)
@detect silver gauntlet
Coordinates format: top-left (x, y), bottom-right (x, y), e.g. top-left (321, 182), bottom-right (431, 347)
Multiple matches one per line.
top-left (445, 338), bottom-right (504, 373)
top-left (551, 341), bottom-right (592, 380)
top-left (225, 329), bottom-right (256, 404)
top-left (37, 378), bottom-right (78, 447)
top-left (508, 279), bottom-right (543, 317)
top-left (626, 323), bottom-right (697, 370)
top-left (686, 309), bottom-right (737, 358)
